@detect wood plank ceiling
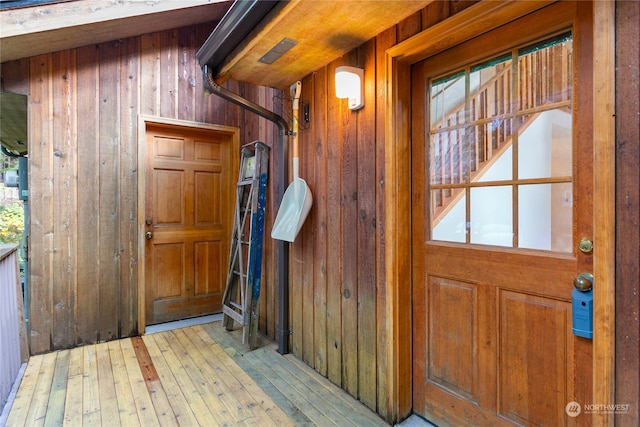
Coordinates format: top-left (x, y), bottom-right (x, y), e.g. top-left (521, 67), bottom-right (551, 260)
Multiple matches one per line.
top-left (0, 0), bottom-right (233, 63)
top-left (2, 0), bottom-right (434, 89)
top-left (208, 0), bottom-right (434, 89)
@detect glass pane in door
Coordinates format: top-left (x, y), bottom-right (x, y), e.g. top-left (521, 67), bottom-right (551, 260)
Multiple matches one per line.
top-left (428, 32), bottom-right (573, 252)
top-left (519, 183), bottom-right (572, 251)
top-left (518, 112), bottom-right (572, 180)
top-left (470, 186), bottom-right (512, 246)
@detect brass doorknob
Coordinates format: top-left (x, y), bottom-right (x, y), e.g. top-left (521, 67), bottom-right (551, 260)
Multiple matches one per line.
top-left (145, 231), bottom-right (153, 240)
top-left (574, 273), bottom-right (593, 292)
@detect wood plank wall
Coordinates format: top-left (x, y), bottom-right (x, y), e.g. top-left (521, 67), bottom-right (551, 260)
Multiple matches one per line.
top-left (0, 22), bottom-right (283, 355)
top-left (615, 1), bottom-right (640, 425)
top-left (6, 1), bottom-right (638, 423)
top-left (284, 0), bottom-right (639, 420)
top-left (286, 1), bottom-right (478, 418)
top-left (0, 2), bottom-right (483, 421)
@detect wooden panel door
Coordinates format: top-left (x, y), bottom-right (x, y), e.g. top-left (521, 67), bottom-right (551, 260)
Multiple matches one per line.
top-left (411, 3), bottom-right (594, 426)
top-left (145, 124), bottom-right (234, 325)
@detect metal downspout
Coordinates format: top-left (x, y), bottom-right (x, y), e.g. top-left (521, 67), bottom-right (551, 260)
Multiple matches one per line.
top-left (204, 67), bottom-right (291, 354)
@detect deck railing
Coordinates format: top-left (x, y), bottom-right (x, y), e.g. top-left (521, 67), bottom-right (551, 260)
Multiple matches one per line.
top-left (0, 245), bottom-right (28, 412)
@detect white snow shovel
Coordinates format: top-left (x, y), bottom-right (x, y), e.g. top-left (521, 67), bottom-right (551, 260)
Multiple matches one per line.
top-left (271, 81), bottom-right (313, 242)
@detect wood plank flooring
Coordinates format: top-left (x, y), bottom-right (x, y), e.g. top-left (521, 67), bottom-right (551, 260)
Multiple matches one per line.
top-left (5, 322), bottom-right (388, 426)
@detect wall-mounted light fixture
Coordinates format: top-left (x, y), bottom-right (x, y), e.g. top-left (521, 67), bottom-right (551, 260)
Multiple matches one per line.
top-left (335, 66), bottom-right (364, 110)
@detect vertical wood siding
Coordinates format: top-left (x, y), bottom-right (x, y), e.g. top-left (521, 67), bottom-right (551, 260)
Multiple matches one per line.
top-left (615, 1), bottom-right (640, 425)
top-left (286, 2), bottom-right (477, 418)
top-left (12, 1), bottom-right (639, 423)
top-left (0, 22), bottom-right (282, 355)
top-left (0, 1), bottom-right (481, 421)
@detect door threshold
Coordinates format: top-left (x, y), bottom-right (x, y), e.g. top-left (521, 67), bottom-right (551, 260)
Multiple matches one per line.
top-left (145, 313), bottom-right (223, 334)
top-left (395, 414), bottom-right (438, 427)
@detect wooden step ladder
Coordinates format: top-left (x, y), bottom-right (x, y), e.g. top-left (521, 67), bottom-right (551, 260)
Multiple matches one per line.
top-left (221, 141), bottom-right (270, 348)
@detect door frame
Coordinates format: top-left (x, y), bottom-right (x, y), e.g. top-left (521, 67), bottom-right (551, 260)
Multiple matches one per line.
top-left (136, 115), bottom-right (240, 333)
top-left (383, 1), bottom-right (615, 424)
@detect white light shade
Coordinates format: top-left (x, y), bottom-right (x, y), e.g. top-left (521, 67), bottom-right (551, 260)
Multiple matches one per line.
top-left (335, 66), bottom-right (364, 110)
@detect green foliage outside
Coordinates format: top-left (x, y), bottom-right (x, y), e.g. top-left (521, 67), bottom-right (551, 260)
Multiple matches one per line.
top-left (1, 149), bottom-right (24, 244)
top-left (0, 202), bottom-right (24, 244)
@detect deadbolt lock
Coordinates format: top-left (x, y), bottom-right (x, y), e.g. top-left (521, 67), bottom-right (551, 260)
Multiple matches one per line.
top-left (145, 218), bottom-right (153, 225)
top-left (578, 238), bottom-right (593, 254)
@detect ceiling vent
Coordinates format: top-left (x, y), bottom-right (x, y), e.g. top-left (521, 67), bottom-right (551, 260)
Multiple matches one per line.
top-left (258, 37), bottom-right (298, 65)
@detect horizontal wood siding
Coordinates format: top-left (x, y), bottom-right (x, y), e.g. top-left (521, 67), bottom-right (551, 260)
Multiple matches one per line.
top-left (0, 22), bottom-right (282, 355)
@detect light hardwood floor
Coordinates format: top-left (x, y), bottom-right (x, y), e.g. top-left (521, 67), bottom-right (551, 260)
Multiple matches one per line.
top-left (4, 322), bottom-right (388, 426)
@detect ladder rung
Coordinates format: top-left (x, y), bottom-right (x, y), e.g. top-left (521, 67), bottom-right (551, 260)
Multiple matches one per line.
top-left (222, 306), bottom-right (245, 324)
top-left (228, 301), bottom-right (243, 310)
top-left (224, 142), bottom-right (269, 345)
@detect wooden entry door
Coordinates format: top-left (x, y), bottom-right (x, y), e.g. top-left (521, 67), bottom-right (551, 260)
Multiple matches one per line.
top-left (144, 124), bottom-right (235, 325)
top-left (411, 3), bottom-right (594, 426)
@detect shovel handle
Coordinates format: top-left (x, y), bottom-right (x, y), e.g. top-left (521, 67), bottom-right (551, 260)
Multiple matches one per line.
top-left (291, 81), bottom-right (302, 162)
